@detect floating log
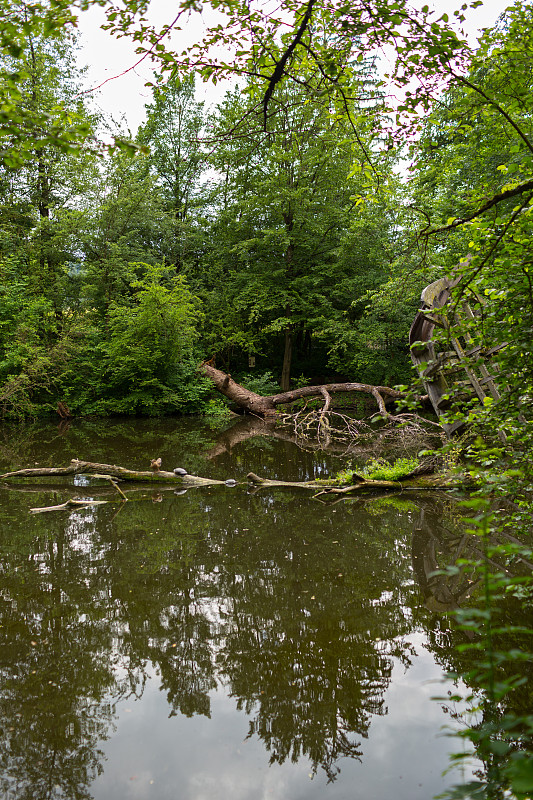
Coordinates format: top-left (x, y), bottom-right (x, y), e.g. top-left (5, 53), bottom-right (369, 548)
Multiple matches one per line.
top-left (246, 471), bottom-right (468, 494)
top-left (1, 460), bottom-right (469, 503)
top-left (0, 459), bottom-right (228, 487)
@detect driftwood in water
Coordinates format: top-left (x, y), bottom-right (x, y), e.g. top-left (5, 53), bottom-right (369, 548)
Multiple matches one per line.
top-left (28, 473), bottom-right (129, 512)
top-left (199, 362), bottom-right (407, 418)
top-left (1, 460), bottom-right (467, 508)
top-left (30, 498), bottom-right (110, 514)
top-left (0, 459), bottom-right (227, 487)
top-left (246, 471), bottom-right (468, 494)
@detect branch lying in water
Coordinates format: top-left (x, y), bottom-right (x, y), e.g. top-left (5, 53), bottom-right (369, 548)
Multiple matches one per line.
top-left (1, 460), bottom-right (469, 509)
top-left (246, 471), bottom-right (469, 493)
top-left (0, 459), bottom-right (228, 486)
top-left (30, 498), bottom-right (110, 513)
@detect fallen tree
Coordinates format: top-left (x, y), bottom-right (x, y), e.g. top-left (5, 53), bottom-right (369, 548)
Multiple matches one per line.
top-left (0, 459), bottom-right (227, 487)
top-left (245, 471), bottom-right (470, 494)
top-left (199, 362), bottom-right (411, 418)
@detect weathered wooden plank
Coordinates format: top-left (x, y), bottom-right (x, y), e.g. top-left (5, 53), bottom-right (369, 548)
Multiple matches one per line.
top-left (409, 274), bottom-right (508, 437)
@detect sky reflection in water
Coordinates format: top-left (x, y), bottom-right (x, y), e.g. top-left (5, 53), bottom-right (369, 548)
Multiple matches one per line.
top-left (0, 418), bottom-right (476, 800)
top-left (94, 638), bottom-right (471, 800)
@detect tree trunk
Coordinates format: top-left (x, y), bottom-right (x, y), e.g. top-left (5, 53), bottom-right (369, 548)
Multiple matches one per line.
top-left (199, 362), bottom-right (406, 417)
top-left (280, 325), bottom-right (292, 392)
top-left (0, 459), bottom-right (227, 486)
top-left (199, 363), bottom-right (277, 415)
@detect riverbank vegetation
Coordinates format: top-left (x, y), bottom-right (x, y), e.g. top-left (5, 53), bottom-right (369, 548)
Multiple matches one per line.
top-left (1, 0), bottom-right (533, 797)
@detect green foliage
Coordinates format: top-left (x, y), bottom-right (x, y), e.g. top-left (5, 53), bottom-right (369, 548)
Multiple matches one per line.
top-left (235, 371), bottom-right (280, 396)
top-left (408, 18), bottom-right (533, 795)
top-left (136, 73), bottom-right (207, 271)
top-left (99, 264), bottom-right (207, 415)
top-left (361, 456), bottom-right (420, 481)
top-left (336, 456), bottom-right (420, 484)
top-left (0, 0), bottom-right (532, 796)
top-left (325, 259), bottom-right (436, 385)
top-left (201, 72), bottom-right (397, 386)
top-left (203, 398), bottom-right (232, 417)
top-left (0, 9), bottom-right (90, 168)
top-left (433, 489), bottom-right (533, 800)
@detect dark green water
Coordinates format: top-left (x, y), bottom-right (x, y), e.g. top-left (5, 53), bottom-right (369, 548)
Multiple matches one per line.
top-left (0, 417), bottom-right (476, 800)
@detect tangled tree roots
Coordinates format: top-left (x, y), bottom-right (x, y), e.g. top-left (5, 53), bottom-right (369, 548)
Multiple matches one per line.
top-left (278, 408), bottom-right (445, 456)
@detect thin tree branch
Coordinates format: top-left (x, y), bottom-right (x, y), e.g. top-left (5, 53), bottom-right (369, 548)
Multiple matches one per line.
top-left (452, 73), bottom-right (533, 156)
top-left (77, 10), bottom-right (189, 98)
top-left (424, 180), bottom-right (533, 236)
top-left (263, 0), bottom-right (316, 129)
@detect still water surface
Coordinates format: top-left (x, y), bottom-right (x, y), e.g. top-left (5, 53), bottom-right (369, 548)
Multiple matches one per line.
top-left (0, 417), bottom-right (476, 800)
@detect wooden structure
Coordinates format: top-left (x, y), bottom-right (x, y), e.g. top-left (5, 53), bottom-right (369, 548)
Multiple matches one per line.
top-left (409, 277), bottom-right (505, 435)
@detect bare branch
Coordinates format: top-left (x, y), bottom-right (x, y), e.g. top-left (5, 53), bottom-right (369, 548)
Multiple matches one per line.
top-left (262, 0), bottom-right (316, 129)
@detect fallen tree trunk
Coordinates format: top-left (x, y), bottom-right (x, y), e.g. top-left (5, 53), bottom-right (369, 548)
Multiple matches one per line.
top-left (0, 459), bottom-right (471, 499)
top-left (199, 362), bottom-right (407, 418)
top-left (246, 471), bottom-right (470, 493)
top-left (0, 459), bottom-right (227, 486)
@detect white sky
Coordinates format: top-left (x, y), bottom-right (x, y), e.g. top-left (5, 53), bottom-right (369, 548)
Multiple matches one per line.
top-left (76, 0), bottom-right (513, 135)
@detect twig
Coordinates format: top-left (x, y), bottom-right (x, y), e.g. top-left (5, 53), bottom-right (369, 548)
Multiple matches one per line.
top-left (30, 498), bottom-right (110, 514)
top-left (92, 473), bottom-right (128, 501)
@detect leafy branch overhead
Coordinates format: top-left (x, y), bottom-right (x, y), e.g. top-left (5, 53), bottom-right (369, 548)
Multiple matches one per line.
top-left (1, 3), bottom-right (533, 799)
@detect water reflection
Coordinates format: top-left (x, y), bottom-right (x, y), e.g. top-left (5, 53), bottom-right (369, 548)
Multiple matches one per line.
top-left (0, 419), bottom-right (509, 799)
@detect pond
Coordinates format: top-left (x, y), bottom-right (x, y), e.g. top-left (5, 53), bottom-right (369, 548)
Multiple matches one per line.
top-left (0, 417), bottom-right (478, 800)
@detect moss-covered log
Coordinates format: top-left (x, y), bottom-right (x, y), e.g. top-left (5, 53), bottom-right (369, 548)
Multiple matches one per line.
top-left (246, 471), bottom-right (470, 493)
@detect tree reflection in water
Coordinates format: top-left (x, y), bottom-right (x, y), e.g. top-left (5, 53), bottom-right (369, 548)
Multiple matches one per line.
top-left (0, 420), bottom-right (528, 799)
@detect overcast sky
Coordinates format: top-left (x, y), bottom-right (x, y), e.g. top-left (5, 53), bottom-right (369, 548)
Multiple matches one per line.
top-left (76, 0), bottom-right (513, 135)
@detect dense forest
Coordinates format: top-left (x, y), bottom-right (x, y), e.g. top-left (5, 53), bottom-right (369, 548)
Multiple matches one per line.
top-left (0, 42), bottom-right (411, 418)
top-left (1, 0), bottom-right (533, 796)
top-left (0, 0), bottom-right (531, 433)
top-left (0, 0), bottom-right (531, 430)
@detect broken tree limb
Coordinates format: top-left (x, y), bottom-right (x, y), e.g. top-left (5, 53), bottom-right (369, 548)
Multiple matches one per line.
top-left (246, 471), bottom-right (470, 493)
top-left (199, 362), bottom-right (408, 418)
top-left (92, 474), bottom-right (128, 500)
top-left (247, 471), bottom-right (402, 491)
top-left (1, 459), bottom-right (228, 486)
top-left (317, 387), bottom-right (332, 444)
top-left (319, 386), bottom-right (332, 414)
top-left (30, 498), bottom-right (111, 513)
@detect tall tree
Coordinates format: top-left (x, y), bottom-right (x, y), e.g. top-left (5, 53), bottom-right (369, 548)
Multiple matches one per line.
top-left (0, 27), bottom-right (101, 416)
top-left (0, 27), bottom-right (97, 307)
top-left (205, 69), bottom-right (394, 389)
top-left (137, 72), bottom-right (206, 274)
